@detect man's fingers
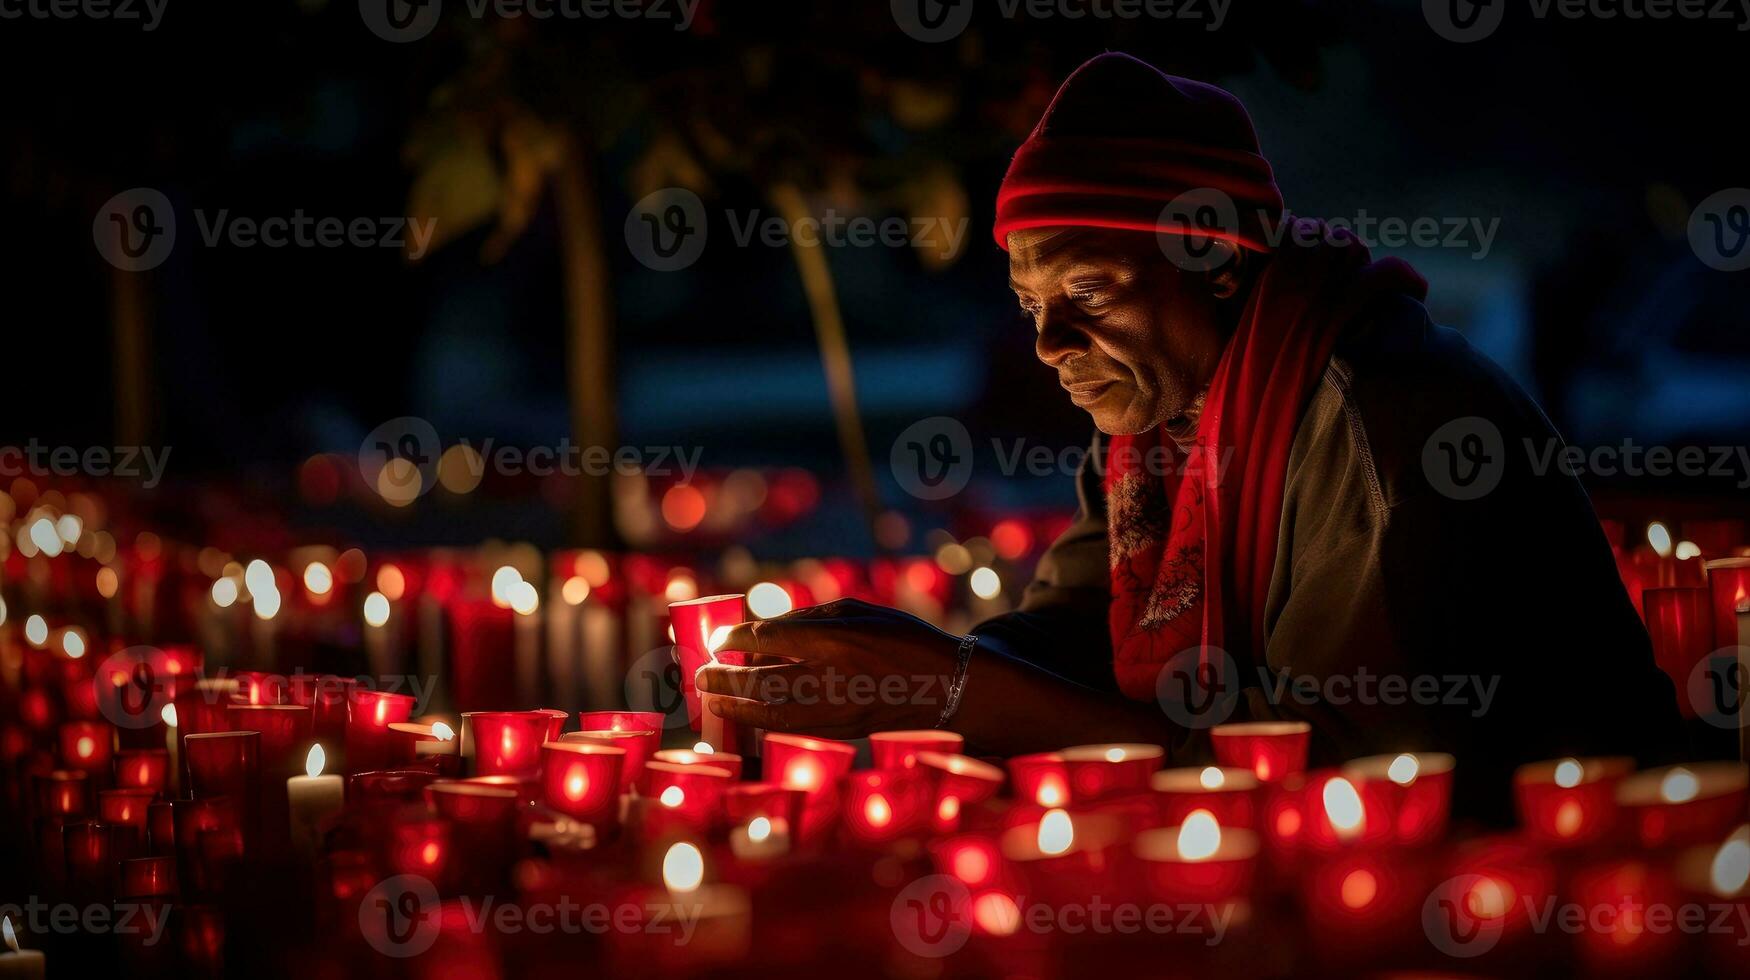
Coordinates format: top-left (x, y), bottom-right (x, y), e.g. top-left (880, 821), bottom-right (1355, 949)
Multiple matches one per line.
top-left (718, 618), bottom-right (842, 663)
top-left (695, 662), bottom-right (810, 700)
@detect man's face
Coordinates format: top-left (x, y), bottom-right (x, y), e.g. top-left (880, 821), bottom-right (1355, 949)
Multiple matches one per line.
top-left (1009, 227), bottom-right (1233, 435)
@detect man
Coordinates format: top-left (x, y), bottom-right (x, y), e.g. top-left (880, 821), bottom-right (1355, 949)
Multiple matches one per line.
top-left (699, 53), bottom-right (1683, 819)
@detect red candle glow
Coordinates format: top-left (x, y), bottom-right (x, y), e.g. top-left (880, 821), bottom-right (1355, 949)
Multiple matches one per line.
top-left (640, 759), bottom-right (733, 829)
top-left (1059, 743), bottom-right (1164, 802)
top-left (1342, 752), bottom-right (1455, 846)
top-left (1134, 810), bottom-right (1259, 904)
top-left (1302, 849), bottom-right (1430, 962)
top-left (183, 731), bottom-right (260, 799)
top-left (541, 741), bottom-right (626, 828)
top-left (148, 800), bottom-right (176, 854)
top-left (1617, 762), bottom-right (1749, 848)
top-left (1007, 752), bottom-right (1070, 807)
top-left (578, 710), bottom-right (666, 733)
top-left (1569, 858), bottom-right (1687, 975)
top-left (286, 674), bottom-right (352, 747)
top-left (667, 593), bottom-right (747, 731)
top-left (998, 807), bottom-right (1124, 909)
top-left (1211, 720), bottom-right (1311, 782)
top-left (563, 728), bottom-right (659, 794)
top-left (763, 733), bottom-right (857, 843)
top-left (869, 730), bottom-right (964, 770)
top-left (387, 817), bottom-right (454, 890)
top-left (1512, 756), bottom-right (1632, 845)
top-left (99, 788), bottom-right (155, 856)
top-left (345, 689), bottom-right (414, 773)
top-left (917, 751), bottom-right (1005, 830)
top-left (64, 820), bottom-right (115, 891)
top-left (173, 679), bottom-right (240, 737)
top-left (1643, 586), bottom-right (1714, 714)
top-left (58, 720), bottom-right (112, 775)
top-left (225, 704), bottom-right (312, 775)
top-left (1706, 557), bottom-right (1750, 646)
top-left (1151, 766), bottom-right (1260, 830)
top-left (653, 748), bottom-right (744, 780)
top-left (470, 711), bottom-right (554, 779)
top-left (725, 783), bottom-right (806, 835)
top-left (229, 670), bottom-right (285, 706)
top-left (114, 749), bottom-right (170, 795)
top-left (841, 768), bottom-right (932, 845)
top-left (118, 855), bottom-right (176, 897)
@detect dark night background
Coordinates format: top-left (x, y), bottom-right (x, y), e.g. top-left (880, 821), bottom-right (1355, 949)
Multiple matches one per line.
top-left (3, 0), bottom-right (1746, 554)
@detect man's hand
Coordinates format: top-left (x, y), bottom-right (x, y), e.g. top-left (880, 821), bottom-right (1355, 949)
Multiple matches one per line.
top-left (693, 598), bottom-right (962, 739)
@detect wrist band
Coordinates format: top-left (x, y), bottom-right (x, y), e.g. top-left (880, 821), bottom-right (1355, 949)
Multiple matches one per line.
top-left (938, 634), bottom-right (977, 729)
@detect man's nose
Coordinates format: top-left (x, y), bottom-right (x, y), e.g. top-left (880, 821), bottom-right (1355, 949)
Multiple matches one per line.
top-left (1035, 312), bottom-right (1090, 367)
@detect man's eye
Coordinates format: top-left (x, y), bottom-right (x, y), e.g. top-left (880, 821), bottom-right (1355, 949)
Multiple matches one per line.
top-left (1070, 289), bottom-right (1110, 307)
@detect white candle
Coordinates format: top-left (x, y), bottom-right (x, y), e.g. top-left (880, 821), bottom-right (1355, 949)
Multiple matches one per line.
top-left (0, 917), bottom-right (44, 980)
top-left (581, 601), bottom-right (621, 711)
top-left (287, 744), bottom-right (344, 856)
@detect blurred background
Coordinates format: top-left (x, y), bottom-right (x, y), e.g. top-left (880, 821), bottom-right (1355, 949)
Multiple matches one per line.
top-left (2, 0), bottom-right (1746, 565)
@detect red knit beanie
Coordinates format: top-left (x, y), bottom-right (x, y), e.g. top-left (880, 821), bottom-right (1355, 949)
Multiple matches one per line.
top-left (993, 53), bottom-right (1283, 252)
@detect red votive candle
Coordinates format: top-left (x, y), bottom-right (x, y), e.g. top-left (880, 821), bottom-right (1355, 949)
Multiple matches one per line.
top-left (1152, 766), bottom-right (1261, 830)
top-left (1060, 743), bottom-right (1164, 802)
top-left (1617, 762), bottom-right (1749, 848)
top-left (1301, 848), bottom-right (1430, 963)
top-left (37, 768), bottom-right (91, 817)
top-left (184, 731), bottom-right (260, 799)
top-left (59, 720), bottom-right (113, 775)
top-left (346, 689), bottom-right (415, 773)
top-left (667, 593), bottom-right (747, 731)
top-left (563, 729), bottom-right (660, 794)
top-left (1643, 586), bottom-right (1714, 714)
top-left (1512, 756), bottom-right (1632, 845)
top-left (287, 673), bottom-right (352, 747)
top-left (114, 748), bottom-right (170, 795)
top-left (653, 748), bottom-right (743, 780)
top-left (229, 670), bottom-right (285, 705)
top-left (1706, 557), bottom-right (1750, 646)
top-left (99, 788), bottom-right (155, 855)
top-left (425, 779), bottom-right (521, 825)
top-left (119, 854), bottom-right (176, 897)
top-left (1134, 811), bottom-right (1260, 905)
top-left (64, 820), bottom-right (115, 892)
top-left (764, 733), bottom-right (856, 842)
top-left (387, 817), bottom-right (455, 891)
top-left (173, 796), bottom-right (244, 894)
top-left (869, 730), bottom-right (964, 770)
top-left (841, 768), bottom-right (932, 845)
top-left (226, 704), bottom-right (312, 776)
top-left (446, 596), bottom-right (518, 712)
top-left (1569, 858), bottom-right (1687, 975)
top-left (1426, 837), bottom-right (1560, 962)
top-left (174, 679), bottom-right (240, 737)
top-left (1211, 720), bottom-right (1312, 782)
top-left (1007, 752), bottom-right (1070, 807)
top-left (1342, 752), bottom-right (1455, 846)
top-left (918, 751), bottom-right (1004, 808)
top-left (470, 711), bottom-right (553, 779)
top-left (640, 759), bottom-right (733, 829)
top-left (1296, 771), bottom-right (1372, 852)
top-left (425, 779), bottom-right (520, 891)
top-left (541, 741), bottom-right (626, 828)
top-left (148, 800), bottom-right (177, 854)
top-left (725, 783), bottom-right (806, 832)
top-left (998, 807), bottom-right (1125, 909)
top-left (578, 710), bottom-right (668, 733)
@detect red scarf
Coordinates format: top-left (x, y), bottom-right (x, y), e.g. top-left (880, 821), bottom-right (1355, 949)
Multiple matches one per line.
top-left (1105, 220), bottom-right (1427, 700)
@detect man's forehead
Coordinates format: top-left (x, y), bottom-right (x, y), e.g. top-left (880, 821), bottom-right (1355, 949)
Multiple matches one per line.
top-left (1008, 227), bottom-right (1150, 282)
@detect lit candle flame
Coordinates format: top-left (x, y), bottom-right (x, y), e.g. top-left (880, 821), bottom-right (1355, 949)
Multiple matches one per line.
top-left (431, 722), bottom-right (455, 741)
top-left (659, 785), bottom-right (686, 808)
top-left (1036, 777), bottom-right (1066, 808)
top-left (1177, 809), bottom-right (1222, 861)
top-left (1647, 522), bottom-right (1673, 558)
top-left (865, 794), bottom-right (892, 828)
top-left (1710, 825), bottom-right (1750, 897)
top-left (692, 741), bottom-right (714, 754)
top-left (1555, 800), bottom-right (1584, 837)
top-left (1199, 766), bottom-right (1225, 790)
top-left (305, 744), bottom-right (326, 778)
top-left (75, 736), bottom-right (95, 759)
top-left (161, 704), bottom-right (178, 728)
top-left (706, 624), bottom-right (733, 655)
top-left (746, 817), bottom-right (772, 843)
top-left (3, 915), bottom-right (18, 954)
top-left (1660, 766), bottom-right (1700, 804)
top-left (566, 771), bottom-right (587, 801)
top-left (662, 841), bottom-right (704, 894)
top-left (1103, 747), bottom-right (1126, 763)
top-left (1387, 754), bottom-right (1420, 786)
top-left (1037, 808), bottom-right (1074, 856)
top-left (1553, 759), bottom-right (1584, 788)
top-left (1322, 777), bottom-right (1365, 839)
top-left (363, 591), bottom-right (391, 628)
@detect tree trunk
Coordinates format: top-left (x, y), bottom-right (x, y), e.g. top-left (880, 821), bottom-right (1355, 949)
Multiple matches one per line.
top-left (111, 264), bottom-right (153, 449)
top-left (554, 131), bottom-right (619, 547)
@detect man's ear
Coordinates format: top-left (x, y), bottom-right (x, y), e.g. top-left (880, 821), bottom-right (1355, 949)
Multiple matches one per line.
top-left (1206, 243), bottom-right (1245, 299)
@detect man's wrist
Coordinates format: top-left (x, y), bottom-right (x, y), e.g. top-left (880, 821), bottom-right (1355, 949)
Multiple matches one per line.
top-left (937, 633), bottom-right (976, 729)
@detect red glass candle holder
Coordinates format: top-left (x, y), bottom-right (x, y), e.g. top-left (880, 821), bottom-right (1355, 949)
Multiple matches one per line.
top-left (653, 748), bottom-right (743, 780)
top-left (173, 796), bottom-right (244, 895)
top-left (148, 800), bottom-right (177, 854)
top-left (1616, 762), bottom-right (1749, 848)
top-left (1569, 858), bottom-right (1687, 975)
top-left (870, 730), bottom-right (963, 770)
top-left (725, 783), bottom-right (806, 834)
top-left (183, 731), bottom-right (260, 799)
top-left (1060, 743), bottom-right (1164, 802)
top-left (1342, 752), bottom-right (1455, 846)
top-left (346, 689), bottom-right (415, 773)
top-left (1427, 837), bottom-right (1560, 962)
top-left (425, 780), bottom-right (521, 825)
top-left (1211, 721), bottom-right (1311, 782)
top-left (470, 711), bottom-right (552, 779)
top-left (59, 720), bottom-right (113, 774)
top-left (997, 808), bottom-right (1125, 910)
top-left (841, 768), bottom-right (932, 845)
top-left (287, 673), bottom-right (353, 746)
top-left (541, 741), bottom-right (626, 828)
top-left (563, 728), bottom-right (659, 794)
top-left (1301, 849), bottom-right (1430, 963)
top-left (119, 855), bottom-right (177, 897)
top-left (37, 768), bottom-right (92, 818)
top-left (387, 817), bottom-right (455, 892)
top-left (1151, 766), bottom-right (1261, 830)
top-left (1706, 557), bottom-right (1750, 648)
top-left (1134, 819), bottom-right (1260, 905)
top-left (928, 833), bottom-right (1016, 894)
top-left (640, 759), bottom-right (733, 829)
top-left (114, 748), bottom-right (170, 795)
top-left (1643, 587), bottom-right (1714, 715)
top-left (1298, 771), bottom-right (1372, 852)
top-left (1007, 752), bottom-right (1070, 807)
top-left (578, 710), bottom-right (667, 734)
top-left (916, 751), bottom-right (1003, 831)
top-left (99, 788), bottom-right (155, 855)
top-left (667, 594), bottom-right (746, 731)
top-left (226, 704), bottom-right (313, 776)
top-left (174, 679), bottom-right (240, 737)
top-left (764, 733), bottom-right (856, 843)
top-left (229, 670), bottom-right (285, 706)
top-left (446, 596), bottom-right (518, 712)
top-left (1512, 756), bottom-right (1632, 845)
